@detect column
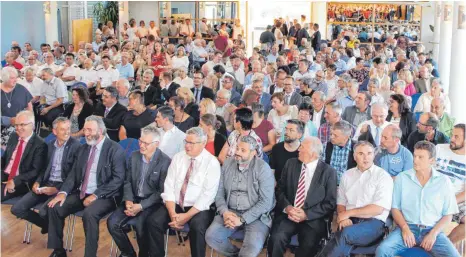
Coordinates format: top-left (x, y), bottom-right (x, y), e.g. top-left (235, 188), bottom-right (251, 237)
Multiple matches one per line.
top-left (311, 2), bottom-right (327, 40)
top-left (438, 1), bottom-right (453, 92)
top-left (448, 1), bottom-right (466, 123)
top-left (432, 2), bottom-right (442, 61)
top-left (44, 1), bottom-right (58, 45)
top-left (118, 1), bottom-right (129, 41)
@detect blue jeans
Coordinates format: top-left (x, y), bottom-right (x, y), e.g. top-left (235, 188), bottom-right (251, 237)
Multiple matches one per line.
top-left (205, 215), bottom-right (269, 257)
top-left (375, 225), bottom-right (461, 257)
top-left (317, 218), bottom-right (385, 257)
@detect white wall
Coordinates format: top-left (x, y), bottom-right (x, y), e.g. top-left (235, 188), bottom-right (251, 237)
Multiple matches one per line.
top-left (420, 3), bottom-right (435, 54)
top-left (128, 1), bottom-right (160, 26)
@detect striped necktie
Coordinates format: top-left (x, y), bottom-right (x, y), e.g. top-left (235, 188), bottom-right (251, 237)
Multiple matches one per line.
top-left (294, 164), bottom-right (307, 208)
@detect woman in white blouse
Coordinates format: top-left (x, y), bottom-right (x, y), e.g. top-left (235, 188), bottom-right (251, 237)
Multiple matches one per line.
top-left (171, 46), bottom-right (189, 70)
top-left (267, 92), bottom-right (298, 141)
top-left (413, 79), bottom-right (451, 114)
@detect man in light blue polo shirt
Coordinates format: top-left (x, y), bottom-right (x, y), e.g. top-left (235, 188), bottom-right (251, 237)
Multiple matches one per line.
top-left (115, 52), bottom-right (134, 81)
top-left (375, 141), bottom-right (460, 257)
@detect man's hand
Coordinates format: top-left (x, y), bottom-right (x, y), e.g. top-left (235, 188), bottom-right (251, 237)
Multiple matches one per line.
top-left (168, 213), bottom-right (190, 229)
top-left (337, 211), bottom-right (351, 223)
top-left (420, 230), bottom-right (438, 251)
top-left (288, 208), bottom-right (307, 223)
top-left (125, 201), bottom-right (134, 210)
top-left (222, 211), bottom-right (237, 223)
top-left (360, 124), bottom-right (369, 134)
top-left (40, 107), bottom-right (50, 115)
top-left (3, 180), bottom-right (15, 196)
top-left (124, 203), bottom-right (142, 217)
top-left (401, 226), bottom-right (416, 248)
top-left (83, 194), bottom-right (97, 207)
top-left (41, 187), bottom-right (59, 196)
top-left (225, 215), bottom-right (243, 229)
top-left (10, 117), bottom-right (16, 125)
top-left (338, 219), bottom-right (353, 230)
top-left (48, 193), bottom-right (66, 208)
top-left (32, 182), bottom-right (40, 194)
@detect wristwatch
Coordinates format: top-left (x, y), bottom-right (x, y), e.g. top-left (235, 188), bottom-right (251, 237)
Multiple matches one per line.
top-left (240, 216), bottom-right (246, 224)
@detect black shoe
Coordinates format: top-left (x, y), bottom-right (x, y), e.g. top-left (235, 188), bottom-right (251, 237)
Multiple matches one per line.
top-left (40, 226), bottom-right (48, 234)
top-left (49, 249), bottom-right (67, 257)
top-left (119, 253), bottom-right (136, 257)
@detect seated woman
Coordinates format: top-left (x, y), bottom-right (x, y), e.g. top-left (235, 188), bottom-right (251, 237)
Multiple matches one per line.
top-left (251, 103), bottom-right (276, 154)
top-left (119, 90), bottom-right (155, 140)
top-left (176, 87), bottom-right (200, 125)
top-left (63, 87), bottom-right (93, 138)
top-left (414, 78), bottom-right (451, 114)
top-left (199, 98), bottom-right (227, 138)
top-left (267, 92), bottom-right (298, 142)
top-left (218, 108), bottom-right (263, 165)
top-left (392, 80), bottom-right (412, 109)
top-left (199, 113), bottom-right (226, 157)
top-left (387, 94), bottom-right (417, 146)
top-left (171, 46), bottom-right (189, 70)
top-left (168, 96), bottom-right (195, 133)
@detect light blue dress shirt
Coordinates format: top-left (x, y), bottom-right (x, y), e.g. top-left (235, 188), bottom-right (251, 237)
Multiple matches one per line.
top-left (84, 138), bottom-right (106, 195)
top-left (49, 140), bottom-right (67, 182)
top-left (334, 59), bottom-right (348, 72)
top-left (116, 63), bottom-right (135, 79)
top-left (392, 168), bottom-right (459, 227)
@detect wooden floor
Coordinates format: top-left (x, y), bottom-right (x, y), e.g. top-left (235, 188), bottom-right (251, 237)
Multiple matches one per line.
top-left (1, 205), bottom-right (294, 257)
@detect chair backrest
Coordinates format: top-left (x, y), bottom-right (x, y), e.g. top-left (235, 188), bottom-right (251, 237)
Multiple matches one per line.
top-left (118, 138), bottom-right (140, 161)
top-left (79, 137), bottom-right (87, 144)
top-left (44, 133), bottom-right (57, 143)
top-left (411, 93), bottom-right (421, 112)
top-left (415, 112), bottom-right (422, 123)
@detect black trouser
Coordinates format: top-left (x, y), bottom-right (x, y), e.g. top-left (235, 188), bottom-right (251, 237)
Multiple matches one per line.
top-left (267, 213), bottom-right (326, 257)
top-left (40, 104), bottom-right (64, 127)
top-left (10, 181), bottom-right (61, 230)
top-left (146, 204), bottom-right (214, 257)
top-left (107, 204), bottom-right (158, 257)
top-left (1, 172), bottom-right (30, 202)
top-left (47, 192), bottom-right (118, 257)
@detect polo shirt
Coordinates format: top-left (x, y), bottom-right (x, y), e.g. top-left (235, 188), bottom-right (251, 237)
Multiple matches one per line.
top-left (116, 63), bottom-right (134, 80)
top-left (97, 66), bottom-right (119, 88)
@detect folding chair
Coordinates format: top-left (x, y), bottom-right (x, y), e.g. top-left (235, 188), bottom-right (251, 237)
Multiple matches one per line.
top-left (65, 210), bottom-right (112, 252)
top-left (2, 197), bottom-right (32, 244)
top-left (118, 138), bottom-right (140, 162)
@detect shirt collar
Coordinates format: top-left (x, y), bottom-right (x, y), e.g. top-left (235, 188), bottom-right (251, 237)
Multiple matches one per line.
top-left (21, 132), bottom-right (34, 143)
top-left (335, 139), bottom-right (352, 150)
top-left (92, 137), bottom-right (106, 151)
top-left (54, 139), bottom-right (68, 148)
top-left (304, 159), bottom-right (319, 171)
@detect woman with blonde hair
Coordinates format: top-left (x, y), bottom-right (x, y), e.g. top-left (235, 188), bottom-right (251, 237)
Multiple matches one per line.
top-left (199, 98), bottom-right (228, 137)
top-left (199, 113), bottom-right (227, 157)
top-left (176, 87), bottom-right (200, 124)
top-left (265, 62), bottom-right (277, 84)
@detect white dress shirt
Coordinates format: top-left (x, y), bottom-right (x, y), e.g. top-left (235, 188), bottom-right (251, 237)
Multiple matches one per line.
top-left (161, 149), bottom-right (221, 211)
top-left (312, 108), bottom-right (324, 129)
top-left (337, 165), bottom-right (393, 222)
top-left (158, 126), bottom-right (186, 158)
top-left (78, 68), bottom-right (98, 87)
top-left (97, 66), bottom-right (119, 88)
top-left (302, 160), bottom-right (319, 197)
top-left (83, 138), bottom-right (106, 194)
top-left (36, 63), bottom-right (60, 76)
top-left (61, 64), bottom-right (80, 86)
top-left (149, 26), bottom-right (159, 38)
top-left (353, 120), bottom-right (392, 146)
top-left (18, 77), bottom-right (43, 97)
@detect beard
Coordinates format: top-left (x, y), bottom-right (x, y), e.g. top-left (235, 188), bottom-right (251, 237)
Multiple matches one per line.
top-left (450, 141), bottom-right (464, 151)
top-left (85, 132), bottom-right (100, 146)
top-left (284, 136), bottom-right (297, 144)
top-left (235, 154), bottom-right (251, 165)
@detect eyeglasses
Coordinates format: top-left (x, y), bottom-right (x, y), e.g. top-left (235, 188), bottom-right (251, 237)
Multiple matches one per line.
top-left (184, 139), bottom-right (202, 146)
top-left (15, 122), bottom-right (33, 128)
top-left (418, 122), bottom-right (431, 127)
top-left (138, 139), bottom-right (158, 146)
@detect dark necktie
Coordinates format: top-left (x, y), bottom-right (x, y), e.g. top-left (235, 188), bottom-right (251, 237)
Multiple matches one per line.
top-left (80, 146), bottom-right (97, 199)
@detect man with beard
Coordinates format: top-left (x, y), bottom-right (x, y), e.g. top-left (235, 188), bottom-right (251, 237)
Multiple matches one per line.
top-left (309, 70), bottom-right (328, 95)
top-left (375, 125), bottom-right (413, 178)
top-left (406, 112), bottom-right (450, 152)
top-left (268, 137), bottom-right (336, 257)
top-left (435, 124), bottom-right (466, 244)
top-left (270, 119), bottom-right (303, 183)
top-left (46, 116), bottom-right (125, 257)
top-left (205, 135), bottom-right (275, 257)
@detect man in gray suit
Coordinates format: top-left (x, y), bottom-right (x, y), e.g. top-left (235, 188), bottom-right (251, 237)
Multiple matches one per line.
top-left (341, 91), bottom-right (372, 127)
top-left (46, 116), bottom-right (126, 257)
top-left (414, 66), bottom-right (435, 93)
top-left (107, 124), bottom-right (171, 257)
top-left (206, 135), bottom-right (275, 257)
top-left (284, 76), bottom-right (303, 106)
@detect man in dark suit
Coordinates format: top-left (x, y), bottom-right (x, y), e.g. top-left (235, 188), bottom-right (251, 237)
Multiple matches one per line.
top-left (191, 71), bottom-right (214, 104)
top-left (160, 71), bottom-right (180, 102)
top-left (93, 86), bottom-right (127, 142)
top-left (251, 79), bottom-right (272, 115)
top-left (284, 76), bottom-right (303, 106)
top-left (107, 124), bottom-right (171, 257)
top-left (223, 73), bottom-right (241, 106)
top-left (324, 120), bottom-right (357, 185)
top-left (269, 70), bottom-right (287, 95)
top-left (46, 116), bottom-right (126, 257)
top-left (11, 117), bottom-right (79, 234)
top-left (414, 66), bottom-right (435, 93)
top-left (268, 137), bottom-right (337, 257)
top-left (311, 23), bottom-right (322, 52)
top-left (1, 110), bottom-right (47, 202)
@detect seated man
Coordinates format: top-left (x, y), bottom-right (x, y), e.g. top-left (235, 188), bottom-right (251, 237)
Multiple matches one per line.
top-left (323, 120), bottom-right (357, 184)
top-left (155, 106), bottom-right (186, 159)
top-left (55, 53), bottom-right (79, 88)
top-left (435, 124), bottom-right (466, 244)
top-left (36, 52), bottom-right (60, 76)
top-left (146, 127), bottom-right (221, 257)
top-left (407, 112), bottom-right (450, 152)
top-left (354, 103), bottom-right (392, 147)
top-left (268, 137), bottom-right (337, 257)
top-left (38, 68), bottom-right (68, 127)
top-left (317, 141), bottom-right (393, 257)
top-left (115, 52), bottom-right (134, 81)
top-left (431, 97), bottom-right (455, 138)
top-left (92, 87), bottom-right (127, 142)
top-left (215, 89), bottom-right (236, 132)
top-left (376, 125), bottom-right (413, 177)
top-left (341, 91), bottom-right (371, 127)
top-left (107, 125), bottom-right (171, 257)
top-left (11, 117), bottom-right (79, 233)
top-left (206, 135), bottom-right (275, 257)
top-left (375, 141), bottom-right (461, 257)
top-left (46, 116), bottom-right (125, 257)
top-left (116, 78), bottom-right (130, 107)
top-left (1, 111), bottom-right (47, 201)
top-left (271, 119), bottom-right (302, 183)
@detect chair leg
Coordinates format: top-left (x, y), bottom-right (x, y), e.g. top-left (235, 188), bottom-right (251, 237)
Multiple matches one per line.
top-left (110, 239), bottom-right (115, 257)
top-left (164, 229), bottom-right (170, 257)
top-left (68, 215), bottom-right (78, 252)
top-left (22, 221), bottom-right (29, 243)
top-left (64, 215), bottom-right (73, 250)
top-left (26, 222), bottom-right (33, 244)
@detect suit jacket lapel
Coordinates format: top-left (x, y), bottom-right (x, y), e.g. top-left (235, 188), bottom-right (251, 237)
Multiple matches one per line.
top-left (304, 161), bottom-right (323, 208)
top-left (96, 139), bottom-right (108, 177)
top-left (5, 134), bottom-right (18, 166)
top-left (45, 141), bottom-right (57, 178)
top-left (20, 134), bottom-right (35, 163)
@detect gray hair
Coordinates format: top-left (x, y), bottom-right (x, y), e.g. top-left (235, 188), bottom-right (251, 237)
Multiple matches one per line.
top-left (117, 78), bottom-right (130, 89)
top-left (393, 80), bottom-right (406, 91)
top-left (423, 112), bottom-right (439, 129)
top-left (217, 89), bottom-right (231, 100)
top-left (186, 127), bottom-right (207, 143)
top-left (349, 79), bottom-right (359, 90)
top-left (85, 115), bottom-right (107, 135)
top-left (331, 120), bottom-right (353, 137)
top-left (104, 86), bottom-right (119, 99)
top-left (239, 135), bottom-right (258, 151)
top-left (414, 140), bottom-right (436, 159)
top-left (431, 78), bottom-right (443, 88)
top-left (385, 124), bottom-right (402, 139)
top-left (371, 103), bottom-right (389, 116)
top-left (24, 67), bottom-right (35, 75)
top-left (41, 68), bottom-right (54, 76)
top-left (52, 117), bottom-right (70, 129)
top-left (339, 74), bottom-right (352, 83)
top-left (326, 101), bottom-right (343, 116)
top-left (369, 78), bottom-right (380, 88)
top-left (353, 140), bottom-right (375, 152)
top-left (143, 69), bottom-right (155, 80)
top-left (313, 90), bottom-right (327, 102)
top-left (1, 66), bottom-right (18, 82)
top-left (16, 110), bottom-right (35, 125)
top-left (307, 136), bottom-right (324, 156)
top-left (141, 124), bottom-right (161, 142)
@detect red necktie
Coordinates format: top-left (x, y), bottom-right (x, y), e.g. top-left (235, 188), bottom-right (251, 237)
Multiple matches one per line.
top-left (80, 146), bottom-right (97, 199)
top-left (294, 164), bottom-right (307, 208)
top-left (179, 158), bottom-right (195, 209)
top-left (8, 139), bottom-right (25, 180)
